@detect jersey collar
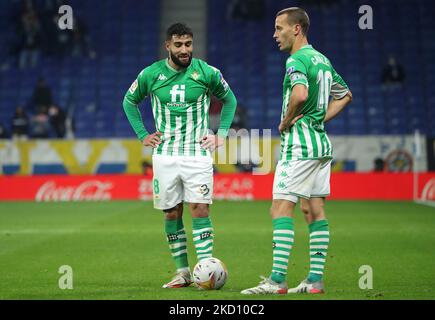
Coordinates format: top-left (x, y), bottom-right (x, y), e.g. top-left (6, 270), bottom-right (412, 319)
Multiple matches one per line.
top-left (291, 44), bottom-right (312, 56)
top-left (300, 44), bottom-right (312, 50)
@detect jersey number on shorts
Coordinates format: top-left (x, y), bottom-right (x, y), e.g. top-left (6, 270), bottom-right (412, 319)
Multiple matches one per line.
top-left (153, 179), bottom-right (160, 194)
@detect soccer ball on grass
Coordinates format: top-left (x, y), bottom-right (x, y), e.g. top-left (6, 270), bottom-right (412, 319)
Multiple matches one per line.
top-left (192, 257), bottom-right (228, 290)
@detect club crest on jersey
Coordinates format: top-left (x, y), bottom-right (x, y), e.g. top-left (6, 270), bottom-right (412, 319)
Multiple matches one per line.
top-left (129, 79), bottom-right (138, 94)
top-left (191, 71), bottom-right (200, 80)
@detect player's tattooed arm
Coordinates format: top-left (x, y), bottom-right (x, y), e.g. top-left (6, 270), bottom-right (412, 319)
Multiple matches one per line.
top-left (279, 84), bottom-right (307, 134)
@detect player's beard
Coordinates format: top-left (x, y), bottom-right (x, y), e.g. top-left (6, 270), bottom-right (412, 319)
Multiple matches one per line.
top-left (170, 51), bottom-right (192, 68)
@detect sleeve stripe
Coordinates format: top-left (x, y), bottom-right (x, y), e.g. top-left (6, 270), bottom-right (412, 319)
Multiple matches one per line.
top-left (331, 89), bottom-right (348, 93)
top-left (331, 90), bottom-right (349, 99)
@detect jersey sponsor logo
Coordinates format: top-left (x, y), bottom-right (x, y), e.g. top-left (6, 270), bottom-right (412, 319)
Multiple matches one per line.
top-left (167, 233), bottom-right (179, 242)
top-left (158, 73), bottom-right (168, 81)
top-left (200, 231), bottom-right (212, 240)
top-left (169, 84), bottom-right (185, 103)
top-left (129, 79), bottom-right (138, 94)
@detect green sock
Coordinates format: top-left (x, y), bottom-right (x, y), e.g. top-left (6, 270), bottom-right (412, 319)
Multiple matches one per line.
top-left (165, 218), bottom-right (189, 272)
top-left (192, 217), bottom-right (214, 261)
top-left (270, 217), bottom-right (294, 284)
top-left (307, 219), bottom-right (330, 283)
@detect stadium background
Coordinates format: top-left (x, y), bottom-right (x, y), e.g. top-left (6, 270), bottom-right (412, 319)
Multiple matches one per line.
top-left (0, 0), bottom-right (434, 300)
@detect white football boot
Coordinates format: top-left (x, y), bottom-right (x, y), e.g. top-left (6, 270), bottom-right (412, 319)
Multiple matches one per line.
top-left (162, 271), bottom-right (193, 289)
top-left (288, 279), bottom-right (324, 294)
top-left (241, 276), bottom-right (288, 295)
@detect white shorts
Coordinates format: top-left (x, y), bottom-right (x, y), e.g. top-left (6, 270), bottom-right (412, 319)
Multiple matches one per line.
top-left (272, 158), bottom-right (332, 204)
top-left (152, 155), bottom-right (214, 210)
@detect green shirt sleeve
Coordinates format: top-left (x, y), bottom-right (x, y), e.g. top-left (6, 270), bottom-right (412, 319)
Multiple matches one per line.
top-left (330, 66), bottom-right (350, 99)
top-left (286, 56), bottom-right (309, 88)
top-left (208, 65), bottom-right (231, 99)
top-left (122, 69), bottom-right (151, 141)
top-left (217, 89), bottom-right (237, 138)
top-left (207, 65), bottom-right (237, 137)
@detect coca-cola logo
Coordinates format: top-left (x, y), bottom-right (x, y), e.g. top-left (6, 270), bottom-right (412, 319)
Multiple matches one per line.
top-left (421, 178), bottom-right (435, 201)
top-left (35, 180), bottom-right (113, 202)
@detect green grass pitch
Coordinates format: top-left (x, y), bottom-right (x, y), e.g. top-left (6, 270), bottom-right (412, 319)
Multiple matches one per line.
top-left (0, 200), bottom-right (434, 300)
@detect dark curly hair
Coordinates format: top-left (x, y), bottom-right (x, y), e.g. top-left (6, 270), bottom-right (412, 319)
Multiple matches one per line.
top-left (166, 23), bottom-right (193, 40)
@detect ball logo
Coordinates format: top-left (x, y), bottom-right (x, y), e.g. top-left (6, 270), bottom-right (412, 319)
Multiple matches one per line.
top-left (35, 180), bottom-right (113, 202)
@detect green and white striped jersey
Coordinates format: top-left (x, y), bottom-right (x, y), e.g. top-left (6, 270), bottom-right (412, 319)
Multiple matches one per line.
top-left (124, 58), bottom-right (230, 156)
top-left (281, 45), bottom-right (349, 161)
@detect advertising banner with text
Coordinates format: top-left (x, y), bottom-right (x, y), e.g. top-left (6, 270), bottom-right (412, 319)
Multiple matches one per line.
top-left (0, 173), bottom-right (433, 201)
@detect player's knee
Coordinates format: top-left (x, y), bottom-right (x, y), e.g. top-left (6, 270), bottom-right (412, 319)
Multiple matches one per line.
top-left (310, 204), bottom-right (325, 219)
top-left (163, 204), bottom-right (183, 219)
top-left (189, 203), bottom-right (209, 217)
top-left (270, 200), bottom-right (294, 219)
top-left (300, 203), bottom-right (311, 215)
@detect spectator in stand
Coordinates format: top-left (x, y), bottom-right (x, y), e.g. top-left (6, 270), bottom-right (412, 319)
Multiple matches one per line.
top-left (48, 104), bottom-right (66, 138)
top-left (18, 0), bottom-right (42, 69)
top-left (32, 78), bottom-right (53, 113)
top-left (11, 106), bottom-right (29, 139)
top-left (373, 157), bottom-right (385, 172)
top-left (30, 107), bottom-right (50, 138)
top-left (382, 55), bottom-right (405, 87)
top-left (0, 124), bottom-right (9, 139)
top-left (39, 0), bottom-right (66, 55)
top-left (228, 0), bottom-right (265, 21)
top-left (71, 16), bottom-right (97, 59)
